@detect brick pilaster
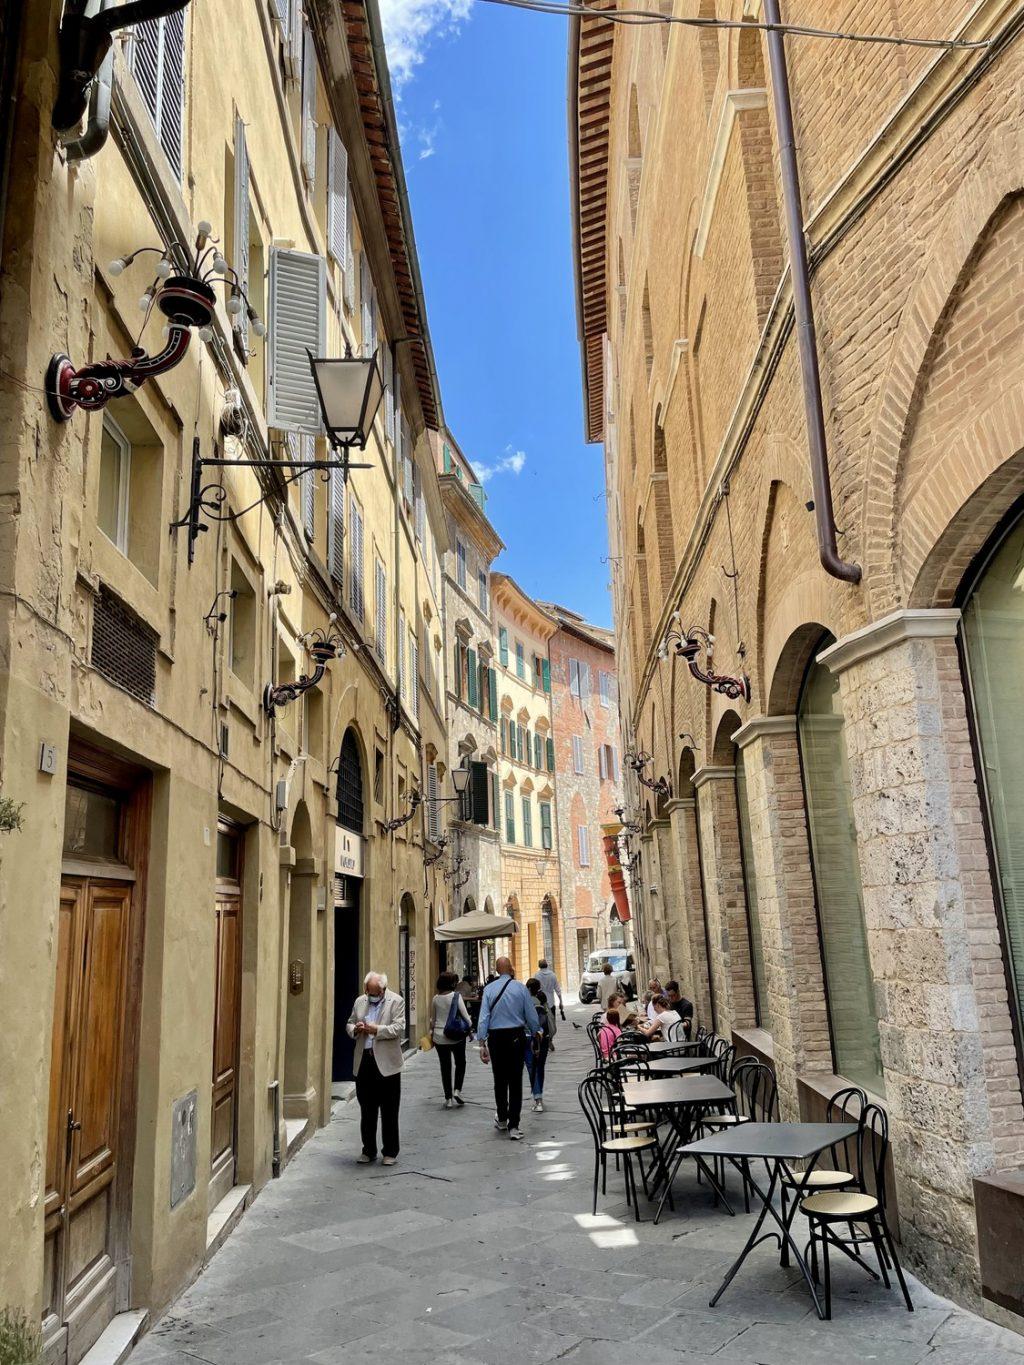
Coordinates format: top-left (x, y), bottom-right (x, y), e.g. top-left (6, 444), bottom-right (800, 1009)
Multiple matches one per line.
top-left (664, 797), bottom-right (713, 1028)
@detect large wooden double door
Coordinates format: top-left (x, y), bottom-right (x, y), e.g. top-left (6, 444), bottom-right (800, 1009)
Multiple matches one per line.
top-left (43, 878), bottom-right (133, 1364)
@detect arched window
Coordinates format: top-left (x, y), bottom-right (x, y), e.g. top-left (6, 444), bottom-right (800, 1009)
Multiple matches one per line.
top-left (336, 728), bottom-right (364, 832)
top-left (626, 86), bottom-right (642, 232)
top-left (736, 21), bottom-right (783, 326)
top-left (652, 409), bottom-right (675, 592)
top-left (798, 639), bottom-right (883, 1093)
top-left (962, 514), bottom-right (1024, 1044)
top-left (642, 279), bottom-right (654, 383)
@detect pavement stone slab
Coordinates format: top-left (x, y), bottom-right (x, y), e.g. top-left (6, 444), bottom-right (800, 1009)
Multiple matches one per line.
top-left (126, 1006), bottom-right (1024, 1365)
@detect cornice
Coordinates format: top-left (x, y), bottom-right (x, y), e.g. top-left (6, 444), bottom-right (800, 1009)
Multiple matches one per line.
top-left (732, 715), bottom-right (797, 750)
top-left (691, 765), bottom-right (735, 789)
top-left (818, 609), bottom-right (961, 676)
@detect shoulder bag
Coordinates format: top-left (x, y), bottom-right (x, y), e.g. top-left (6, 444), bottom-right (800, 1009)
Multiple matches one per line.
top-left (443, 991), bottom-right (472, 1041)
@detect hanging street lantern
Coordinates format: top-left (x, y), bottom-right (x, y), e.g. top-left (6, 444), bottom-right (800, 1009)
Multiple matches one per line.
top-left (308, 346), bottom-right (386, 453)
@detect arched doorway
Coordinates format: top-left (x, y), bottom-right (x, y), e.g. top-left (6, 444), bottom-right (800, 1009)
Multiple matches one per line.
top-left (332, 729), bottom-right (365, 1084)
top-left (285, 802), bottom-right (315, 1118)
top-left (398, 892), bottom-right (416, 1047)
top-left (797, 638), bottom-right (883, 1094)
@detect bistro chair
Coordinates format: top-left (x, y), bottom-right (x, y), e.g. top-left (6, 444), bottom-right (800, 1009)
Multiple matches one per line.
top-left (665, 1019), bottom-right (690, 1042)
top-left (578, 1071), bottom-right (671, 1222)
top-left (695, 1025), bottom-right (712, 1053)
top-left (800, 1103), bottom-right (913, 1320)
top-left (710, 1038), bottom-right (735, 1083)
top-left (586, 1020), bottom-right (604, 1067)
top-left (700, 1058), bottom-right (777, 1211)
top-left (780, 1086), bottom-right (867, 1234)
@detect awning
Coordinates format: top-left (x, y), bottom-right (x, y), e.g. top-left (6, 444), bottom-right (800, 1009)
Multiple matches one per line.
top-left (434, 909), bottom-right (519, 942)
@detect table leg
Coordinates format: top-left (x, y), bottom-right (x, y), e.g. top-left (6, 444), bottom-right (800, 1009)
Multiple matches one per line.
top-left (708, 1159), bottom-right (825, 1321)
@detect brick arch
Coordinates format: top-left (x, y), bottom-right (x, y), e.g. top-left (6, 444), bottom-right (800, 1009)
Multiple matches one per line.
top-left (862, 125), bottom-right (1024, 615)
top-left (766, 622), bottom-right (832, 715)
top-left (711, 708), bottom-right (743, 765)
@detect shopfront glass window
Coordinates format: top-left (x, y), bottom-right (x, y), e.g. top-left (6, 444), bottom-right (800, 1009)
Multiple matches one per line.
top-left (798, 647), bottom-right (884, 1094)
top-left (735, 751), bottom-right (769, 1031)
top-left (962, 518), bottom-right (1024, 1033)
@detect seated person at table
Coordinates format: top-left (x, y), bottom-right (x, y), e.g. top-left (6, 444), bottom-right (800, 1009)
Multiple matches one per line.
top-left (664, 981), bottom-right (695, 1036)
top-left (643, 979), bottom-right (663, 1022)
top-left (638, 993), bottom-right (682, 1039)
top-left (598, 1008), bottom-right (623, 1059)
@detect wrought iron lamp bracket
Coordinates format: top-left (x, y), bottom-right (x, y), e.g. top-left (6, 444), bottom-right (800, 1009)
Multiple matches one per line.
top-left (263, 625), bottom-right (344, 717)
top-left (384, 788), bottom-right (423, 834)
top-left (659, 619), bottom-right (750, 703)
top-left (623, 749), bottom-right (672, 801)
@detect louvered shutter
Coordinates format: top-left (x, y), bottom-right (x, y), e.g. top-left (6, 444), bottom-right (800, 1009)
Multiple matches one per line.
top-left (490, 771), bottom-right (500, 831)
top-left (302, 435), bottom-right (315, 541)
top-left (375, 560), bottom-right (386, 665)
top-left (542, 659), bottom-right (551, 693)
top-left (327, 129), bottom-right (348, 265)
top-left (414, 463), bottom-right (425, 542)
top-left (488, 668), bottom-right (498, 721)
top-left (581, 662), bottom-right (591, 698)
top-left (534, 733), bottom-right (542, 769)
top-left (546, 737), bottom-right (555, 773)
top-left (301, 23), bottom-right (317, 188)
top-left (524, 730), bottom-right (531, 766)
top-left (471, 761), bottom-right (489, 826)
top-left (522, 797), bottom-right (533, 847)
top-left (402, 429), bottom-right (414, 506)
top-left (347, 496), bottom-right (364, 616)
top-left (398, 609), bottom-right (406, 700)
top-left (326, 468), bottom-right (343, 578)
top-left (599, 745), bottom-right (608, 780)
top-left (383, 345), bottom-right (395, 442)
top-left (427, 763), bottom-right (441, 842)
top-left (274, 0), bottom-right (291, 38)
top-left (500, 716), bottom-right (507, 753)
top-left (268, 247), bottom-right (326, 433)
top-left (232, 115), bottom-right (250, 354)
top-left (410, 629), bottom-right (419, 720)
top-left (505, 791), bottom-right (515, 844)
top-left (453, 641), bottom-right (462, 700)
top-left (132, 14), bottom-right (185, 179)
top-left (540, 802), bottom-right (552, 850)
top-left (467, 649), bottom-right (478, 708)
top-left (344, 189), bottom-right (355, 311)
top-left (360, 254), bottom-right (373, 357)
top-left (499, 628), bottom-right (509, 667)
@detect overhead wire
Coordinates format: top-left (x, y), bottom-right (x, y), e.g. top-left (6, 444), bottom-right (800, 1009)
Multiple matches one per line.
top-left (475, 0), bottom-right (990, 51)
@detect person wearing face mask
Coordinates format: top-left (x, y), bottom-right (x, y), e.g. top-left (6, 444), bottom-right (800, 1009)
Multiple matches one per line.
top-left (347, 971), bottom-right (407, 1165)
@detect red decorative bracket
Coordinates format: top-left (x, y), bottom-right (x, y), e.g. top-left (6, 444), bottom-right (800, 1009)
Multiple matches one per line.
top-left (659, 619), bottom-right (751, 703)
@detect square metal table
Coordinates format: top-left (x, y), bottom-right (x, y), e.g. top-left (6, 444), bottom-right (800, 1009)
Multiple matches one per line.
top-left (682, 1122), bottom-right (859, 1320)
top-left (645, 1054), bottom-right (719, 1077)
top-left (645, 1039), bottom-right (701, 1055)
top-left (622, 1076), bottom-right (738, 1219)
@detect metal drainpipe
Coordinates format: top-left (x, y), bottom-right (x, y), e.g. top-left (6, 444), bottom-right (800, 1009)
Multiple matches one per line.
top-left (64, 0), bottom-right (113, 162)
top-left (268, 1079), bottom-right (281, 1177)
top-left (762, 0), bottom-right (861, 585)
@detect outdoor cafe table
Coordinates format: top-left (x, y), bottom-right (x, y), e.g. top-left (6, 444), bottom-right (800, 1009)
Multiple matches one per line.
top-left (645, 1054), bottom-right (719, 1077)
top-left (621, 1075), bottom-right (738, 1218)
top-left (681, 1122), bottom-right (859, 1321)
top-left (645, 1039), bottom-right (702, 1055)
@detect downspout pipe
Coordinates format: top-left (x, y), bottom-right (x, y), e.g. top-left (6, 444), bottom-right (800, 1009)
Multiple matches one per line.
top-left (762, 0), bottom-right (861, 585)
top-left (63, 0), bottom-right (113, 162)
top-left (52, 0), bottom-right (191, 135)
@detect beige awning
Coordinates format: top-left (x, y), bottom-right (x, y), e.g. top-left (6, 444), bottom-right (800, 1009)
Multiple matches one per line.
top-left (434, 909), bottom-right (518, 942)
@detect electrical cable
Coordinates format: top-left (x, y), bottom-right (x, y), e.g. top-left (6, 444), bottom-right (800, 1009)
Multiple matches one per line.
top-left (477, 0), bottom-right (990, 51)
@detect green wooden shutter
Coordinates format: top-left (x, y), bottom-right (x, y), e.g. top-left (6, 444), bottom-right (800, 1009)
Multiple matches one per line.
top-left (505, 790), bottom-right (516, 844)
top-left (534, 734), bottom-right (543, 769)
top-left (471, 760), bottom-right (489, 825)
top-left (467, 648), bottom-right (478, 708)
top-left (522, 796), bottom-right (533, 847)
top-left (491, 771), bottom-right (500, 830)
top-left (454, 641), bottom-right (462, 700)
top-left (540, 801), bottom-right (552, 850)
top-left (524, 729), bottom-right (531, 767)
top-left (542, 658), bottom-right (551, 693)
top-left (488, 667), bottom-right (498, 721)
top-left (546, 737), bottom-right (555, 773)
top-left (500, 716), bottom-right (508, 754)
top-left (499, 627), bottom-right (509, 667)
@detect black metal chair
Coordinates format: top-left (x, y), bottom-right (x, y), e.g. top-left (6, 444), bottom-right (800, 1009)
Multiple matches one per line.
top-left (780, 1086), bottom-right (867, 1233)
top-left (586, 1020), bottom-right (604, 1067)
top-left (699, 1058), bottom-right (777, 1211)
top-left (800, 1103), bottom-right (913, 1319)
top-left (665, 1019), bottom-right (691, 1042)
top-left (710, 1038), bottom-right (735, 1082)
top-left (578, 1071), bottom-right (670, 1222)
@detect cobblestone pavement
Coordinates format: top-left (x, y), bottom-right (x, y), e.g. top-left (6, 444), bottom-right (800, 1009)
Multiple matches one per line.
top-left (132, 1009), bottom-right (1024, 1365)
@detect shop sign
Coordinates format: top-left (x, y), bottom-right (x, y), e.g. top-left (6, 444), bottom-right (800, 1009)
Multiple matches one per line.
top-left (335, 826), bottom-right (364, 879)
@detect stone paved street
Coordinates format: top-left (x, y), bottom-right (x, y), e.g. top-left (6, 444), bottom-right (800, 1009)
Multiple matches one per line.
top-left (132, 1012), bottom-right (1024, 1365)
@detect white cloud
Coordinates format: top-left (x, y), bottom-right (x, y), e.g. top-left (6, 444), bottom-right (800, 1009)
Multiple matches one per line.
top-left (378, 0), bottom-right (472, 89)
top-left (474, 447), bottom-right (527, 483)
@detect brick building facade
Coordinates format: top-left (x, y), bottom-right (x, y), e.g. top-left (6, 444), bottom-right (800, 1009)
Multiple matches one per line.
top-left (540, 604), bottom-right (626, 989)
top-left (571, 0), bottom-right (1024, 1325)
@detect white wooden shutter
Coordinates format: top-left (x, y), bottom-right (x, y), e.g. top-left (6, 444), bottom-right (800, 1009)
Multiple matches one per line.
top-left (410, 628), bottom-right (419, 720)
top-left (599, 745), bottom-right (608, 780)
top-left (581, 661), bottom-right (591, 698)
top-left (344, 189), bottom-right (355, 311)
top-left (327, 129), bottom-right (348, 265)
top-left (234, 114), bottom-right (250, 352)
top-left (348, 495), bottom-right (364, 617)
top-left (301, 23), bottom-right (317, 189)
top-left (413, 463), bottom-right (424, 542)
top-left (267, 247), bottom-right (326, 434)
top-left (427, 763), bottom-right (440, 841)
top-left (328, 470), bottom-right (346, 580)
top-left (132, 13), bottom-right (185, 179)
top-left (302, 435), bottom-right (315, 540)
top-left (398, 609), bottom-right (407, 700)
top-left (360, 254), bottom-right (371, 356)
top-left (375, 559), bottom-right (387, 665)
top-left (383, 345), bottom-right (395, 442)
top-left (274, 0), bottom-right (291, 39)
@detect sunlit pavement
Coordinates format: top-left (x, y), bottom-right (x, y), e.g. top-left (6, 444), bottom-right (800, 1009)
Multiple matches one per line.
top-left (131, 1010), bottom-right (1024, 1365)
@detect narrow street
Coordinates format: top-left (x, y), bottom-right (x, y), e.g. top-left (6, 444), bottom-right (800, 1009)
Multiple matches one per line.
top-left (132, 1013), bottom-right (1024, 1365)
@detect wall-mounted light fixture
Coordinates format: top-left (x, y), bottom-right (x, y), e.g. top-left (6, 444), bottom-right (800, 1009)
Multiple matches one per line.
top-left (623, 749), bottom-right (671, 801)
top-left (384, 787), bottom-right (423, 833)
top-left (308, 345), bottom-right (386, 455)
top-left (613, 805), bottom-right (644, 835)
top-left (263, 621), bottom-right (344, 717)
top-left (204, 588), bottom-right (238, 631)
top-left (658, 615), bottom-right (750, 703)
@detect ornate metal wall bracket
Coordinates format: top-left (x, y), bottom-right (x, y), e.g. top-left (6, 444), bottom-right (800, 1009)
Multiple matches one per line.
top-left (47, 275), bottom-right (215, 421)
top-left (424, 830), bottom-right (452, 867)
top-left (263, 625), bottom-right (344, 717)
top-left (658, 617), bottom-right (751, 703)
top-left (623, 749), bottom-right (672, 801)
top-left (613, 806), bottom-right (643, 835)
top-left (384, 788), bottom-right (422, 833)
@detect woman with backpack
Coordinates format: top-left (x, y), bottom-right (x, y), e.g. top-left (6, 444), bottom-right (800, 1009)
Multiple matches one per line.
top-left (524, 977), bottom-right (553, 1113)
top-left (431, 970), bottom-right (473, 1108)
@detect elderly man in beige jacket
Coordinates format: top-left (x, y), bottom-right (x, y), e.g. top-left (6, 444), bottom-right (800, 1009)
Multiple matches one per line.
top-left (347, 972), bottom-right (406, 1165)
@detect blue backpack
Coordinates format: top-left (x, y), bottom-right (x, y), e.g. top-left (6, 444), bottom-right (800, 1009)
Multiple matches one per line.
top-left (443, 992), bottom-right (472, 1040)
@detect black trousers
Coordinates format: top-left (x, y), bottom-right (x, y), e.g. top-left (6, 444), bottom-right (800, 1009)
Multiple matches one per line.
top-left (488, 1027), bottom-right (525, 1129)
top-left (355, 1049), bottom-right (401, 1158)
top-left (435, 1039), bottom-right (467, 1099)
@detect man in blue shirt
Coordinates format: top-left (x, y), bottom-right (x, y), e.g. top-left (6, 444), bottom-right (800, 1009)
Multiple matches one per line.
top-left (477, 957), bottom-right (540, 1140)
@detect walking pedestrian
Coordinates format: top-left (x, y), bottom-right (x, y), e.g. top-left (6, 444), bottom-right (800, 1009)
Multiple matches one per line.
top-left (347, 972), bottom-right (406, 1165)
top-left (596, 961), bottom-right (619, 1010)
top-left (431, 970), bottom-right (472, 1108)
top-left (524, 976), bottom-right (553, 1111)
top-left (535, 958), bottom-right (565, 1049)
top-left (477, 956), bottom-right (541, 1140)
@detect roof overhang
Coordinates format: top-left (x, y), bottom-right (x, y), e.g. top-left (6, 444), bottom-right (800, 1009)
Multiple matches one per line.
top-left (440, 474), bottom-right (506, 559)
top-left (568, 4), bottom-right (615, 444)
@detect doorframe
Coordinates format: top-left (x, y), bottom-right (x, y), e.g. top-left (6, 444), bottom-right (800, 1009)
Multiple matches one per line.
top-left (63, 737), bottom-right (151, 1313)
top-left (211, 818), bottom-right (244, 1204)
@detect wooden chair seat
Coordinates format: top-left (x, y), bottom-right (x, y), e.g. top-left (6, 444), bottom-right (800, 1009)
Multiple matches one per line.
top-left (801, 1190), bottom-right (879, 1220)
top-left (602, 1134), bottom-right (658, 1154)
top-left (703, 1113), bottom-right (748, 1128)
top-left (781, 1167), bottom-right (853, 1190)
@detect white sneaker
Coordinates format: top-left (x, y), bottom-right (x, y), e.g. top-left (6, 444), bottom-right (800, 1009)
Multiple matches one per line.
top-left (532, 1098), bottom-right (544, 1113)
top-left (494, 1114), bottom-right (508, 1131)
top-left (453, 1091), bottom-right (465, 1107)
top-left (382, 1156), bottom-right (397, 1166)
top-left (444, 1098), bottom-right (454, 1109)
top-left (508, 1127), bottom-right (524, 1141)
top-left (357, 1153), bottom-right (374, 1164)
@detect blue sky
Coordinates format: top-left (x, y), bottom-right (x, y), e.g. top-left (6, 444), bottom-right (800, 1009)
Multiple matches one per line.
top-left (380, 0), bottom-right (613, 629)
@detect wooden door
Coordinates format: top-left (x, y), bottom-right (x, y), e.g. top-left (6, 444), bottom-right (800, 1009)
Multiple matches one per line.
top-left (210, 886), bottom-right (241, 1207)
top-left (44, 879), bottom-right (132, 1365)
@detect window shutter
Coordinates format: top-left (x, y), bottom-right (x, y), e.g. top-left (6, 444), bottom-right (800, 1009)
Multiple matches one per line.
top-left (534, 733), bottom-right (542, 769)
top-left (500, 716), bottom-right (507, 753)
top-left (383, 345), bottom-right (395, 442)
top-left (598, 745), bottom-right (608, 780)
top-left (274, 0), bottom-right (291, 38)
top-left (569, 659), bottom-right (579, 697)
top-left (327, 129), bottom-right (348, 265)
top-left (301, 23), bottom-right (317, 188)
top-left (268, 247), bottom-right (326, 433)
top-left (302, 435), bottom-right (315, 541)
top-left (344, 187), bottom-right (355, 311)
top-left (360, 254), bottom-right (375, 357)
top-left (327, 468), bottom-right (344, 579)
top-left (233, 114), bottom-right (250, 353)
top-left (348, 495), bottom-right (364, 617)
top-left (467, 648), bottom-right (478, 708)
top-left (414, 463), bottom-right (425, 542)
top-left (488, 668), bottom-right (498, 721)
top-left (402, 428), bottom-right (414, 506)
top-left (499, 627), bottom-right (508, 666)
top-left (491, 771), bottom-right (500, 831)
top-left (410, 629), bottom-right (419, 720)
top-left (375, 560), bottom-right (387, 666)
top-left (505, 791), bottom-right (516, 844)
top-left (546, 737), bottom-right (555, 773)
top-left (398, 609), bottom-right (406, 700)
top-left (524, 729), bottom-right (531, 766)
top-left (132, 13), bottom-right (185, 179)
top-left (522, 797), bottom-right (533, 847)
top-left (540, 802), bottom-right (552, 850)
top-left (542, 658), bottom-right (551, 693)
top-left (471, 761), bottom-right (489, 825)
top-left (427, 762), bottom-right (440, 841)
top-left (454, 641), bottom-right (462, 700)
top-left (581, 662), bottom-right (591, 699)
